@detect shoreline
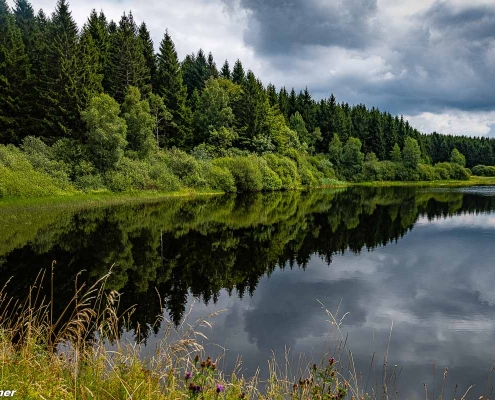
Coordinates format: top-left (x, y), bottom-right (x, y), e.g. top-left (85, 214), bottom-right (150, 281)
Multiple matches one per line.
top-left (1, 176), bottom-right (495, 210)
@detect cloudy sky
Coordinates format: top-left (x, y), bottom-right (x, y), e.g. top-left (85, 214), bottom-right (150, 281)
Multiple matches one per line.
top-left (11, 0), bottom-right (495, 137)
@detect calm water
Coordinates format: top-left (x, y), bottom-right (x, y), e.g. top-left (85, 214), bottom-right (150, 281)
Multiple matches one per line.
top-left (2, 187), bottom-right (495, 398)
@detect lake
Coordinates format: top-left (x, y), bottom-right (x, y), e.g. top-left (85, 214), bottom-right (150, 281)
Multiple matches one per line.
top-left (1, 186), bottom-right (495, 398)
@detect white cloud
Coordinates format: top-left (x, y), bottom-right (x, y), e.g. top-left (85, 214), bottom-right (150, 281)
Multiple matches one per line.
top-left (404, 111), bottom-right (495, 136)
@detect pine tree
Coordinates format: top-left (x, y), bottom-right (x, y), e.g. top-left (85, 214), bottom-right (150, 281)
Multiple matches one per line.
top-left (0, 0), bottom-right (30, 143)
top-left (367, 108), bottom-right (385, 160)
top-left (182, 49), bottom-right (210, 97)
top-left (266, 83), bottom-right (278, 107)
top-left (382, 112), bottom-right (397, 159)
top-left (278, 87), bottom-right (289, 120)
top-left (231, 59), bottom-right (245, 85)
top-left (35, 0), bottom-right (94, 142)
top-left (138, 22), bottom-right (156, 92)
top-left (288, 88), bottom-right (297, 117)
top-left (83, 9), bottom-right (110, 78)
top-left (155, 31), bottom-right (192, 148)
top-left (106, 12), bottom-right (150, 103)
top-left (207, 52), bottom-right (218, 78)
top-left (220, 59), bottom-right (230, 79)
top-left (13, 0), bottom-right (35, 55)
top-left (232, 70), bottom-right (270, 150)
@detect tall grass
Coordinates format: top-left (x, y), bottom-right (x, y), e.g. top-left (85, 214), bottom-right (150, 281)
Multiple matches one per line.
top-left (0, 269), bottom-right (485, 399)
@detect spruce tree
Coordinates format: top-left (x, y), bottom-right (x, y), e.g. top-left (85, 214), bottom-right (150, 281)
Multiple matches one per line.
top-left (155, 30), bottom-right (192, 148)
top-left (13, 0), bottom-right (35, 55)
top-left (207, 52), bottom-right (218, 78)
top-left (106, 12), bottom-right (150, 103)
top-left (367, 108), bottom-right (385, 160)
top-left (138, 22), bottom-right (156, 92)
top-left (36, 0), bottom-right (101, 142)
top-left (220, 59), bottom-right (230, 79)
top-left (83, 9), bottom-right (110, 78)
top-left (266, 83), bottom-right (277, 107)
top-left (278, 87), bottom-right (289, 120)
top-left (0, 0), bottom-right (30, 143)
top-left (231, 59), bottom-right (245, 85)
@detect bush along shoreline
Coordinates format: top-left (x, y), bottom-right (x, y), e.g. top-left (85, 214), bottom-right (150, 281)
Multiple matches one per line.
top-left (0, 131), bottom-right (482, 200)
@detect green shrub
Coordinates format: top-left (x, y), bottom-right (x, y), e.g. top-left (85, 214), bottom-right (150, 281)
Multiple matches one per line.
top-left (263, 153), bottom-right (300, 189)
top-left (417, 164), bottom-right (440, 181)
top-left (202, 164), bottom-right (236, 192)
top-left (0, 145), bottom-right (74, 198)
top-left (213, 157), bottom-right (263, 192)
top-left (74, 174), bottom-right (106, 192)
top-left (21, 136), bottom-right (71, 186)
top-left (149, 163), bottom-right (182, 191)
top-left (163, 148), bottom-right (207, 188)
top-left (257, 158), bottom-right (282, 191)
top-left (472, 165), bottom-right (495, 176)
top-left (104, 158), bottom-right (155, 192)
top-left (450, 163), bottom-right (471, 180)
top-left (362, 161), bottom-right (380, 181)
top-left (434, 162), bottom-right (453, 180)
top-left (377, 161), bottom-right (398, 181)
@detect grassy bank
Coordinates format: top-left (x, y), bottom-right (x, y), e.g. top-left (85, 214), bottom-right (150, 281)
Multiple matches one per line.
top-left (0, 273), bottom-right (357, 400)
top-left (0, 189), bottom-right (226, 212)
top-left (350, 175), bottom-right (495, 188)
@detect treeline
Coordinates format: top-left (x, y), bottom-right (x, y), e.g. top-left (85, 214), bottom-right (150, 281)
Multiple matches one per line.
top-left (0, 0), bottom-right (494, 197)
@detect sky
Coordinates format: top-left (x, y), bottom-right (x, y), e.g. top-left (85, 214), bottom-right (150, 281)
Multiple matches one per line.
top-left (9, 0), bottom-right (495, 137)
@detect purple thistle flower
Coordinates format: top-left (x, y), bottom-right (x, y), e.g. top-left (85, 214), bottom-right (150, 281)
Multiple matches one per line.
top-left (184, 371), bottom-right (191, 380)
top-left (216, 384), bottom-right (225, 393)
top-left (329, 357), bottom-right (335, 365)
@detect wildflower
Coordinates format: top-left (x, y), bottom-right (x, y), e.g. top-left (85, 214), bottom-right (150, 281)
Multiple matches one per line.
top-left (216, 384), bottom-right (225, 393)
top-left (201, 361), bottom-right (206, 369)
top-left (194, 354), bottom-right (200, 364)
top-left (329, 357), bottom-right (335, 365)
top-left (293, 384), bottom-right (298, 391)
top-left (184, 371), bottom-right (191, 381)
top-left (211, 362), bottom-right (217, 370)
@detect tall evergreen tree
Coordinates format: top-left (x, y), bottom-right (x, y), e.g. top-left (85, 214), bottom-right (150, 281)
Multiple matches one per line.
top-left (36, 0), bottom-right (99, 142)
top-left (231, 59), bottom-right (245, 85)
top-left (220, 59), bottom-right (230, 79)
top-left (278, 87), bottom-right (289, 120)
top-left (83, 9), bottom-right (110, 78)
top-left (266, 83), bottom-right (278, 107)
top-left (232, 70), bottom-right (270, 150)
top-left (138, 22), bottom-right (156, 92)
top-left (0, 0), bottom-right (30, 143)
top-left (155, 31), bottom-right (191, 148)
top-left (367, 108), bottom-right (385, 160)
top-left (13, 0), bottom-right (35, 55)
top-left (106, 12), bottom-right (150, 103)
top-left (207, 52), bottom-right (218, 78)
top-left (288, 88), bottom-right (297, 117)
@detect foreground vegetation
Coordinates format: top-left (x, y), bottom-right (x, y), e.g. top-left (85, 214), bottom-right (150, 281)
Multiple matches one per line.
top-left (3, 0), bottom-right (495, 200)
top-left (0, 272), bottom-right (363, 399)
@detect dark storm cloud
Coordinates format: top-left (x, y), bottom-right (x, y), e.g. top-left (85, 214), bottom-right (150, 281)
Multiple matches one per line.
top-left (229, 0), bottom-right (495, 117)
top-left (232, 0), bottom-right (379, 54)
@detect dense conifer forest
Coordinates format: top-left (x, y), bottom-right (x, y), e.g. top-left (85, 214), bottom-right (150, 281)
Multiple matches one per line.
top-left (1, 0), bottom-right (494, 197)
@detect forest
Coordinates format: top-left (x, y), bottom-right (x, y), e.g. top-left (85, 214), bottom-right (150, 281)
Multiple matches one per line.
top-left (1, 0), bottom-right (495, 198)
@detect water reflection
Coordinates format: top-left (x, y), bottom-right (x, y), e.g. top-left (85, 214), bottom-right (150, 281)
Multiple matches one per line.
top-left (1, 187), bottom-right (495, 397)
